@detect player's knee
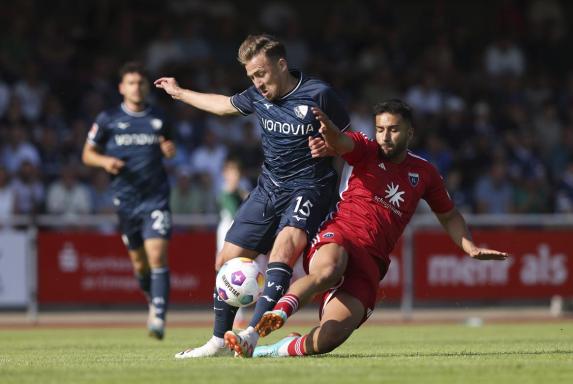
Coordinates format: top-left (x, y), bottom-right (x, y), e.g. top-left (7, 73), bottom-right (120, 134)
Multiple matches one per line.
top-left (215, 249), bottom-right (235, 270)
top-left (312, 264), bottom-right (343, 290)
top-left (132, 263), bottom-right (149, 275)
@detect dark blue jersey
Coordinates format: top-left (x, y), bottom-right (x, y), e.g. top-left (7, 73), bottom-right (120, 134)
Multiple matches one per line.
top-left (87, 103), bottom-right (171, 213)
top-left (230, 71), bottom-right (350, 188)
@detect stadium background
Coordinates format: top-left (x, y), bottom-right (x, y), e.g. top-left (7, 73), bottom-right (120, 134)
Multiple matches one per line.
top-left (0, 0), bottom-right (573, 313)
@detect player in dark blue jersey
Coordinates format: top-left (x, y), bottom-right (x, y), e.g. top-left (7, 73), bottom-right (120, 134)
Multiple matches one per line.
top-left (155, 34), bottom-right (350, 358)
top-left (82, 62), bottom-right (176, 340)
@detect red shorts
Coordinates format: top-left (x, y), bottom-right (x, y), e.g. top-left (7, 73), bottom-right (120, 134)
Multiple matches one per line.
top-left (304, 221), bottom-right (390, 327)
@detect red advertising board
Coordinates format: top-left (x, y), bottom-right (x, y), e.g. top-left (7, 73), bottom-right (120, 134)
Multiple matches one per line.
top-left (414, 230), bottom-right (573, 300)
top-left (38, 232), bottom-right (216, 304)
top-left (37, 229), bottom-right (573, 305)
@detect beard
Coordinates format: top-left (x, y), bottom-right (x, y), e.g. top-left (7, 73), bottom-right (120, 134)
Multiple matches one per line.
top-left (379, 140), bottom-right (408, 161)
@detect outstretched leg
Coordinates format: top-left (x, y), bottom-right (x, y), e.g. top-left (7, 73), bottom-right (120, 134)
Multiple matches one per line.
top-left (253, 291), bottom-right (364, 357)
top-left (256, 243), bottom-right (347, 337)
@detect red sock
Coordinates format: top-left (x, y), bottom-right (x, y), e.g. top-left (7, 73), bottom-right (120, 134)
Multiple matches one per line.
top-left (274, 294), bottom-right (300, 317)
top-left (286, 334), bottom-right (308, 356)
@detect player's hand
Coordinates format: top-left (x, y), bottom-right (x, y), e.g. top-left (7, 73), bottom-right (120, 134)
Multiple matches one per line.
top-left (312, 107), bottom-right (341, 148)
top-left (469, 248), bottom-right (510, 261)
top-left (308, 136), bottom-right (336, 158)
top-left (103, 157), bottom-right (125, 175)
top-left (154, 77), bottom-right (182, 99)
top-left (159, 136), bottom-right (176, 159)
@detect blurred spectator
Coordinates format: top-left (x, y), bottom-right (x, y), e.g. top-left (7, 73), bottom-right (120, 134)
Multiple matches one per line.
top-left (216, 158), bottom-right (250, 253)
top-left (258, 1), bottom-right (296, 33)
top-left (13, 62), bottom-right (48, 122)
top-left (547, 127), bottom-right (573, 180)
top-left (527, 0), bottom-right (565, 34)
top-left (232, 120), bottom-right (263, 185)
top-left (0, 77), bottom-right (10, 119)
top-left (474, 162), bottom-right (515, 214)
top-left (361, 68), bottom-right (400, 109)
top-left (524, 73), bottom-right (553, 113)
top-left (170, 168), bottom-right (198, 214)
top-left (416, 133), bottom-right (454, 176)
top-left (0, 166), bottom-right (15, 224)
top-left (505, 131), bottom-right (547, 182)
top-left (170, 169), bottom-right (217, 215)
top-left (513, 175), bottom-right (551, 213)
top-left (172, 104), bottom-right (205, 149)
top-left (145, 24), bottom-right (184, 75)
top-left (179, 23), bottom-right (212, 65)
top-left (0, 124), bottom-right (40, 174)
top-left (283, 20), bottom-right (310, 70)
top-left (89, 169), bottom-right (115, 214)
top-left (484, 36), bottom-right (525, 77)
top-left (42, 95), bottom-right (69, 137)
top-left (349, 102), bottom-right (375, 139)
top-left (45, 164), bottom-right (92, 218)
top-left (405, 73), bottom-right (444, 115)
top-left (555, 161), bottom-right (573, 213)
top-left (532, 101), bottom-right (562, 155)
top-left (38, 128), bottom-right (64, 183)
top-left (445, 168), bottom-right (472, 214)
top-left (190, 129), bottom-right (228, 193)
top-left (12, 161), bottom-right (44, 215)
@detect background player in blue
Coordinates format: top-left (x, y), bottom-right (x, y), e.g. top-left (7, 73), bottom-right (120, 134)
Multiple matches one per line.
top-left (155, 34), bottom-right (350, 357)
top-left (82, 62), bottom-right (176, 340)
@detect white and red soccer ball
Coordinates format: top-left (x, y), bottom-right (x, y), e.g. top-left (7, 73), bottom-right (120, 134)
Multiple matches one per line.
top-left (216, 257), bottom-right (264, 307)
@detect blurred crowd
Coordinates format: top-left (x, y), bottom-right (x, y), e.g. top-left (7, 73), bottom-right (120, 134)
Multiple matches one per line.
top-left (1, 0), bottom-right (573, 225)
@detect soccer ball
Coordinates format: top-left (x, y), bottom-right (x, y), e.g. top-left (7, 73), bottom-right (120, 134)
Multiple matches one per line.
top-left (216, 257), bottom-right (264, 307)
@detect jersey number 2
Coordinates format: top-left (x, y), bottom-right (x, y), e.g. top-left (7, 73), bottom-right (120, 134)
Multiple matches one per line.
top-left (151, 210), bottom-right (171, 235)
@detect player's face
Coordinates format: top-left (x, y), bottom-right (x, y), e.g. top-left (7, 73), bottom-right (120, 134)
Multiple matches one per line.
top-left (244, 53), bottom-right (286, 101)
top-left (375, 112), bottom-right (412, 161)
top-left (119, 72), bottom-right (149, 105)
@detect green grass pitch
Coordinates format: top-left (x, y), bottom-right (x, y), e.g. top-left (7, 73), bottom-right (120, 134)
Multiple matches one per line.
top-left (1, 322), bottom-right (572, 384)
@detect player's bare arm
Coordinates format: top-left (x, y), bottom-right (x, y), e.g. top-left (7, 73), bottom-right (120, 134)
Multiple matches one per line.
top-left (154, 77), bottom-right (239, 116)
top-left (311, 107), bottom-right (354, 156)
top-left (159, 136), bottom-right (176, 159)
top-left (435, 208), bottom-right (509, 261)
top-left (82, 142), bottom-right (125, 175)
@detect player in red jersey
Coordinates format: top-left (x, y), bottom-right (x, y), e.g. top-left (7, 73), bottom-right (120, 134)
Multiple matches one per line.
top-left (252, 99), bottom-right (509, 358)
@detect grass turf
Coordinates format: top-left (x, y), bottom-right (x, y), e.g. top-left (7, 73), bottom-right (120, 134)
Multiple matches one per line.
top-left (0, 322), bottom-right (572, 384)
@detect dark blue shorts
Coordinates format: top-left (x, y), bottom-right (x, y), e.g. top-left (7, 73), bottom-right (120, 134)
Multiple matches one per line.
top-left (225, 177), bottom-right (335, 255)
top-left (118, 208), bottom-right (172, 250)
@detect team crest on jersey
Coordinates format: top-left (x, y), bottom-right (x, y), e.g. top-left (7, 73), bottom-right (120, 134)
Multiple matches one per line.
top-left (294, 105), bottom-right (308, 119)
top-left (322, 232), bottom-right (335, 238)
top-left (408, 172), bottom-right (420, 186)
top-left (151, 118), bottom-right (163, 130)
top-left (117, 122), bottom-right (130, 129)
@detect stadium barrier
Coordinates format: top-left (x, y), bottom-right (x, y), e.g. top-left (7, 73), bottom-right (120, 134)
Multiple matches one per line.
top-left (1, 213), bottom-right (572, 321)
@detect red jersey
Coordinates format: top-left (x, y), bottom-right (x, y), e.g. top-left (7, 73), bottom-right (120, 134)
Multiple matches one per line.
top-left (317, 131), bottom-right (454, 264)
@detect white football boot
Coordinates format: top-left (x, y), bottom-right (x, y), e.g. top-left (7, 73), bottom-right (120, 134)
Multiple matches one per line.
top-left (175, 336), bottom-right (234, 359)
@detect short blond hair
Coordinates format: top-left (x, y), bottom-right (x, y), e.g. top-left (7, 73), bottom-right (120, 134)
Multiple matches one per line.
top-left (237, 34), bottom-right (287, 65)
